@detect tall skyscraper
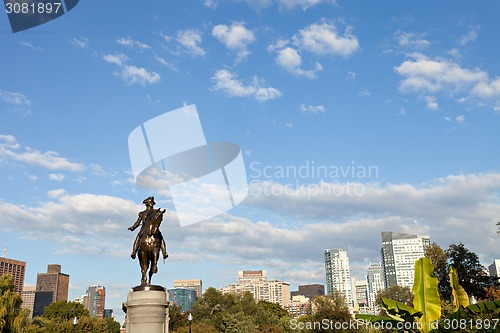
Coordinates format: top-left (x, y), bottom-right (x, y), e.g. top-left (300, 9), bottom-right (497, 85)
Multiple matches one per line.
top-left (0, 256), bottom-right (26, 293)
top-left (324, 248), bottom-right (353, 307)
top-left (220, 270), bottom-right (290, 307)
top-left (381, 232), bottom-right (430, 288)
top-left (33, 264), bottom-right (69, 317)
top-left (366, 263), bottom-right (385, 310)
top-left (84, 285), bottom-right (106, 318)
top-left (173, 279), bottom-right (203, 298)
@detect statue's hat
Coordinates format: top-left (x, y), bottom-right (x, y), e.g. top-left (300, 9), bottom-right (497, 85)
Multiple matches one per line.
top-left (143, 196), bottom-right (155, 205)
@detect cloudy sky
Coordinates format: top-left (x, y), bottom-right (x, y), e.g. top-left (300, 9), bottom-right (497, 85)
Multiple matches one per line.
top-left (1, 0), bottom-right (500, 324)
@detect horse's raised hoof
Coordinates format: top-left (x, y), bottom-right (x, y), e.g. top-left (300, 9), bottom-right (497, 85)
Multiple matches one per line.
top-left (131, 252), bottom-right (136, 259)
top-left (163, 252), bottom-right (168, 259)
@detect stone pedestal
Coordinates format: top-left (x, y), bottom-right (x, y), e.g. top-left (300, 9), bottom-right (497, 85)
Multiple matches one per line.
top-left (123, 285), bottom-right (169, 333)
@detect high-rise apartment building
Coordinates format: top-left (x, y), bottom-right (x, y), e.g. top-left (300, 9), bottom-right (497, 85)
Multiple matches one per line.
top-left (84, 285), bottom-right (105, 317)
top-left (324, 248), bottom-right (352, 307)
top-left (381, 232), bottom-right (430, 288)
top-left (33, 264), bottom-right (69, 317)
top-left (0, 257), bottom-right (26, 293)
top-left (489, 260), bottom-right (500, 278)
top-left (220, 270), bottom-right (290, 307)
top-left (366, 263), bottom-right (385, 310)
top-left (353, 280), bottom-right (369, 313)
top-left (21, 285), bottom-right (36, 318)
top-left (173, 279), bottom-right (203, 298)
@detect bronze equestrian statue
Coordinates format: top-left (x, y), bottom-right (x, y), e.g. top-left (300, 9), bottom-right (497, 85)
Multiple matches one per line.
top-left (128, 196), bottom-right (168, 285)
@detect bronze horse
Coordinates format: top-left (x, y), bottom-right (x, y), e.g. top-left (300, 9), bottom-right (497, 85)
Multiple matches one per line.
top-left (138, 208), bottom-right (166, 285)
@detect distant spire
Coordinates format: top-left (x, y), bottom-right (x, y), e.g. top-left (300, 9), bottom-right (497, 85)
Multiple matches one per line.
top-left (2, 240), bottom-right (6, 258)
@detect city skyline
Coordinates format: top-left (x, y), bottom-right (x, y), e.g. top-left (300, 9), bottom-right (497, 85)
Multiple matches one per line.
top-left (2, 0), bottom-right (500, 325)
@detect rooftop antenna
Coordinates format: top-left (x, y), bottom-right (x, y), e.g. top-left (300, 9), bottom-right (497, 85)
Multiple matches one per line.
top-left (2, 240), bottom-right (6, 258)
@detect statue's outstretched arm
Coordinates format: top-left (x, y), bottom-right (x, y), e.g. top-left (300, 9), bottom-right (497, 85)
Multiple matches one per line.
top-left (128, 214), bottom-right (142, 231)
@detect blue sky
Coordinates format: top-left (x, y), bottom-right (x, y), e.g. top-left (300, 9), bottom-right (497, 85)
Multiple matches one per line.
top-left (1, 0), bottom-right (500, 324)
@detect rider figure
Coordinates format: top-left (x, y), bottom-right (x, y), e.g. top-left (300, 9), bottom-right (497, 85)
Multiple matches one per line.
top-left (128, 196), bottom-right (168, 260)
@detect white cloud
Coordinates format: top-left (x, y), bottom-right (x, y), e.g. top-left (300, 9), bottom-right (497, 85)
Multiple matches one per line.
top-left (278, 0), bottom-right (336, 10)
top-left (211, 69), bottom-right (282, 102)
top-left (425, 96), bottom-right (438, 110)
top-left (47, 189), bottom-right (66, 198)
top-left (395, 54), bottom-right (488, 94)
top-left (267, 38), bottom-right (289, 53)
top-left (471, 78), bottom-right (500, 98)
top-left (0, 194), bottom-right (138, 257)
top-left (102, 54), bottom-right (160, 86)
top-left (176, 29), bottom-right (206, 57)
top-left (293, 21), bottom-right (360, 57)
top-left (102, 53), bottom-right (128, 67)
top-left (154, 54), bottom-right (178, 71)
top-left (0, 89), bottom-right (31, 106)
top-left (212, 23), bottom-right (256, 62)
top-left (300, 104), bottom-right (326, 114)
top-left (116, 37), bottom-right (151, 50)
top-left (459, 26), bottom-right (479, 46)
top-left (239, 0), bottom-right (336, 11)
top-left (48, 173), bottom-right (65, 182)
top-left (395, 30), bottom-right (431, 50)
top-left (0, 135), bottom-right (84, 171)
top-left (347, 71), bottom-right (356, 80)
top-left (395, 54), bottom-right (500, 110)
top-left (19, 41), bottom-right (44, 51)
top-left (71, 38), bottom-right (89, 49)
top-left (275, 47), bottom-right (322, 78)
top-left (0, 171), bottom-right (498, 285)
top-left (121, 65), bottom-right (161, 86)
top-left (456, 115), bottom-right (465, 124)
top-left (359, 89), bottom-right (371, 97)
top-left (204, 0), bottom-right (217, 8)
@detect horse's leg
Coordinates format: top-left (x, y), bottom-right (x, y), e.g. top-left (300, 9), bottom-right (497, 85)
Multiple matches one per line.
top-left (139, 252), bottom-right (147, 285)
top-left (148, 258), bottom-right (154, 285)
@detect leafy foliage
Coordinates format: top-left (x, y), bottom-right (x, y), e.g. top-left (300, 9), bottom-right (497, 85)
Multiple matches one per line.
top-left (412, 258), bottom-right (441, 333)
top-left (0, 273), bottom-right (30, 333)
top-left (186, 287), bottom-right (291, 333)
top-left (41, 300), bottom-right (88, 322)
top-left (449, 266), bottom-right (469, 311)
top-left (446, 243), bottom-right (492, 300)
top-left (376, 285), bottom-right (413, 310)
top-left (425, 242), bottom-right (450, 298)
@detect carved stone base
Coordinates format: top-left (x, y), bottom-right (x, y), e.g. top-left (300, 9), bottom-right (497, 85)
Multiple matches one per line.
top-left (123, 285), bottom-right (169, 333)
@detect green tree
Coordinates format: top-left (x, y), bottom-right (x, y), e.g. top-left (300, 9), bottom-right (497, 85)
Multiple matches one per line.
top-left (168, 304), bottom-right (188, 332)
top-left (75, 315), bottom-right (108, 333)
top-left (308, 292), bottom-right (354, 332)
top-left (41, 300), bottom-right (88, 322)
top-left (103, 317), bottom-right (121, 333)
top-left (0, 273), bottom-right (30, 333)
top-left (375, 285), bottom-right (413, 308)
top-left (446, 242), bottom-right (492, 300)
top-left (221, 311), bottom-right (257, 333)
top-left (425, 242), bottom-right (450, 298)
